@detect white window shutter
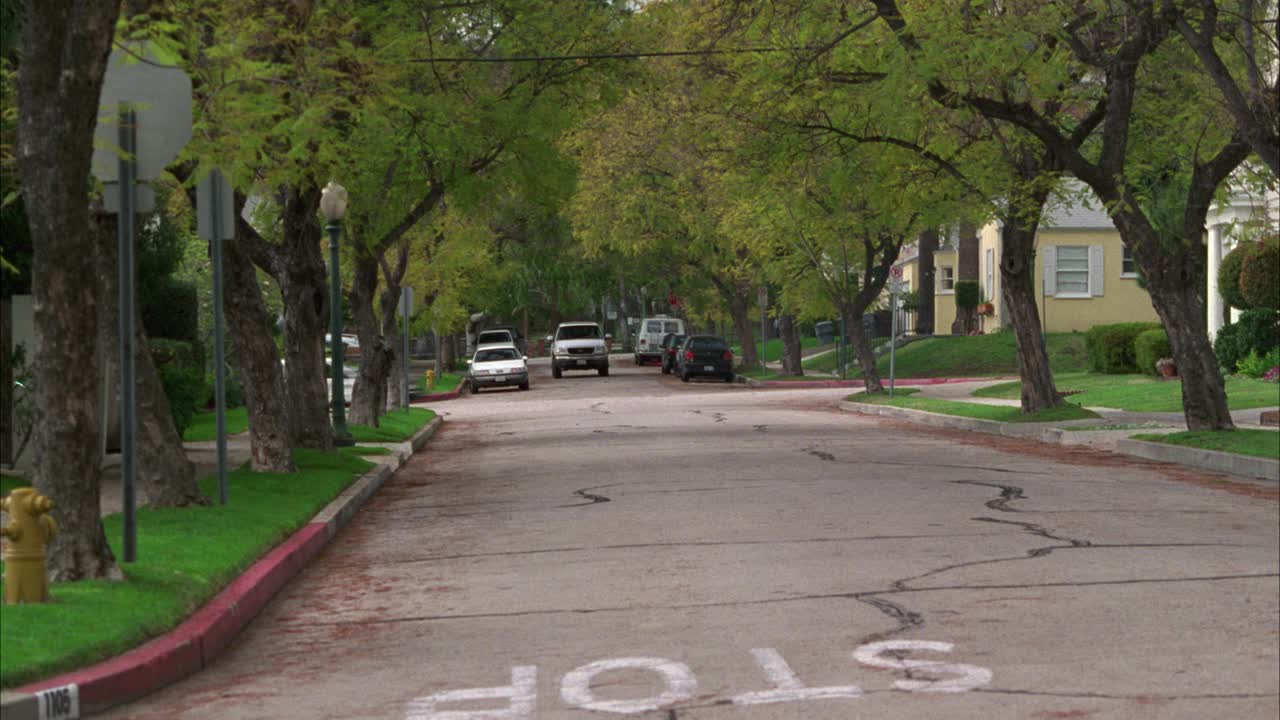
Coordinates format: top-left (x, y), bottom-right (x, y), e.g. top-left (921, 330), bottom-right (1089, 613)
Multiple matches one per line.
top-left (1042, 248), bottom-right (1057, 296)
top-left (1089, 245), bottom-right (1104, 296)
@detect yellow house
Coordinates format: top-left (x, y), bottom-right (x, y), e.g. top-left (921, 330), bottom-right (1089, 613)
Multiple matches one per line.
top-left (894, 196), bottom-right (1159, 335)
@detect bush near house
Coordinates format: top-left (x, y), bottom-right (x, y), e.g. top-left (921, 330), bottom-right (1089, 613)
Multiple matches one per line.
top-left (1213, 308), bottom-right (1280, 373)
top-left (954, 280), bottom-right (979, 310)
top-left (150, 338), bottom-right (209, 438)
top-left (1085, 322), bottom-right (1162, 374)
top-left (1239, 239), bottom-right (1279, 309)
top-left (1133, 328), bottom-right (1172, 376)
top-left (1217, 242), bottom-right (1251, 310)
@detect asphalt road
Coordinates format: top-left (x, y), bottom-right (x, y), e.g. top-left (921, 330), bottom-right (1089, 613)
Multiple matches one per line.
top-left (103, 355), bottom-right (1279, 719)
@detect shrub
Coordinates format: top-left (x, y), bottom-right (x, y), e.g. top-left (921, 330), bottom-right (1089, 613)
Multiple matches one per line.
top-left (1213, 308), bottom-right (1280, 372)
top-left (149, 338), bottom-right (208, 437)
top-left (1085, 321), bottom-right (1163, 374)
top-left (142, 280), bottom-right (199, 343)
top-left (1236, 347), bottom-right (1280, 379)
top-left (954, 280), bottom-right (980, 310)
top-left (1239, 239), bottom-right (1279, 309)
top-left (1217, 242), bottom-right (1250, 310)
top-left (1133, 328), bottom-right (1172, 376)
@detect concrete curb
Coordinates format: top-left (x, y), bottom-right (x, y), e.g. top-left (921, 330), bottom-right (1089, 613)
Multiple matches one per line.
top-left (3, 416), bottom-right (445, 718)
top-left (744, 376), bottom-right (1012, 389)
top-left (1115, 438), bottom-right (1279, 481)
top-left (840, 400), bottom-right (1279, 481)
top-left (412, 380), bottom-right (468, 404)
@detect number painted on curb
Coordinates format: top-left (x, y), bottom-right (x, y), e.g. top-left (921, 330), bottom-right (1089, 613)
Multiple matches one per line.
top-left (36, 684), bottom-right (79, 720)
top-left (404, 641), bottom-right (991, 718)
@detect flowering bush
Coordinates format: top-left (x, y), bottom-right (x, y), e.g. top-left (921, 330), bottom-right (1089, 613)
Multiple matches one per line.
top-left (1264, 366), bottom-right (1280, 383)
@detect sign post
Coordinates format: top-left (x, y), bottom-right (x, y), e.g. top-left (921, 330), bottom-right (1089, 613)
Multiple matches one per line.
top-left (889, 267), bottom-right (904, 397)
top-left (399, 287), bottom-right (414, 411)
top-left (92, 44), bottom-right (193, 561)
top-left (197, 169), bottom-right (235, 504)
top-left (758, 286), bottom-right (768, 377)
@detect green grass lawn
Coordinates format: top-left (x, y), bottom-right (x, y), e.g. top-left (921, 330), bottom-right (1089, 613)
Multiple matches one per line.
top-left (0, 448), bottom-right (375, 689)
top-left (183, 406), bottom-right (250, 442)
top-left (736, 367), bottom-right (836, 381)
top-left (731, 336), bottom-right (829, 364)
top-left (803, 332), bottom-right (1089, 377)
top-left (418, 372), bottom-right (462, 394)
top-left (974, 373), bottom-right (1280, 412)
top-left (348, 407), bottom-right (436, 443)
top-left (847, 387), bottom-right (1099, 423)
top-left (1132, 429), bottom-right (1280, 459)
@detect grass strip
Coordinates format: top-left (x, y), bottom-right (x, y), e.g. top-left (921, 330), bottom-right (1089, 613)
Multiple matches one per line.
top-left (974, 372), bottom-right (1280, 412)
top-left (348, 408), bottom-right (435, 443)
top-left (1131, 429), bottom-right (1280, 459)
top-left (804, 332), bottom-right (1089, 377)
top-left (731, 336), bottom-right (828, 364)
top-left (1, 475), bottom-right (29, 496)
top-left (847, 387), bottom-right (1099, 423)
top-left (0, 447), bottom-right (375, 689)
top-left (182, 406), bottom-right (249, 442)
top-left (418, 372), bottom-right (462, 394)
top-left (736, 368), bottom-right (836, 381)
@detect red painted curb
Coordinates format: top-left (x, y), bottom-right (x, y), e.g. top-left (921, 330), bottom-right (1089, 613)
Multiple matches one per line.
top-left (749, 376), bottom-right (1016, 389)
top-left (15, 523), bottom-right (330, 713)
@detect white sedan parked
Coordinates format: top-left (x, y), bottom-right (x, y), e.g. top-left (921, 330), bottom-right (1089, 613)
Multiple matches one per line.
top-left (468, 343), bottom-right (529, 393)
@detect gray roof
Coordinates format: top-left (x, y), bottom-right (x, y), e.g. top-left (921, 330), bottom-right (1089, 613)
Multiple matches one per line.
top-left (1042, 183), bottom-right (1116, 230)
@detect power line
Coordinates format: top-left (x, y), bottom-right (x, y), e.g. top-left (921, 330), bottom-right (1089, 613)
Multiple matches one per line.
top-left (409, 46), bottom-right (807, 63)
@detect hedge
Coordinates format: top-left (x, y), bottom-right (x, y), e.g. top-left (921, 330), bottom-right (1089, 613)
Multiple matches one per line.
top-left (1085, 321), bottom-right (1163, 374)
top-left (954, 280), bottom-right (980, 310)
top-left (1133, 328), bottom-right (1172, 376)
top-left (1239, 239), bottom-right (1279, 309)
top-left (149, 338), bottom-right (208, 437)
top-left (1217, 243), bottom-right (1250, 310)
top-left (1213, 308), bottom-right (1280, 373)
top-left (142, 280), bottom-right (199, 343)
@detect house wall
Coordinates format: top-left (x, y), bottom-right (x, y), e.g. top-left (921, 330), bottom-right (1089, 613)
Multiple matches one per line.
top-left (1037, 230), bottom-right (1158, 332)
top-left (933, 248), bottom-right (957, 333)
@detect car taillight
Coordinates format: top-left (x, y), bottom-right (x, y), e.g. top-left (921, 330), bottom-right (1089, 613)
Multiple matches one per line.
top-left (640, 338), bottom-right (647, 347)
top-left (684, 350), bottom-right (694, 361)
top-left (723, 350), bottom-right (733, 361)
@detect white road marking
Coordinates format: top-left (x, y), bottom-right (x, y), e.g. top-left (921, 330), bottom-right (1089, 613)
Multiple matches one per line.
top-left (731, 647), bottom-right (863, 705)
top-left (405, 666), bottom-right (537, 719)
top-left (853, 640), bottom-right (994, 693)
top-left (560, 657), bottom-right (697, 714)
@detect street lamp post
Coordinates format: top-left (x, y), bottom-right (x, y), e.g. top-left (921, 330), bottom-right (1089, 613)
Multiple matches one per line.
top-left (321, 181), bottom-right (355, 447)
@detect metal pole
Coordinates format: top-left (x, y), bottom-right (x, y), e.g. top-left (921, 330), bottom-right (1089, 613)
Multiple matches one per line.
top-left (839, 313), bottom-right (847, 380)
top-left (889, 291), bottom-right (899, 397)
top-left (328, 222), bottom-right (354, 446)
top-left (402, 287), bottom-right (410, 412)
top-left (210, 170), bottom-right (228, 504)
top-left (117, 106), bottom-right (137, 562)
top-left (760, 298), bottom-right (767, 377)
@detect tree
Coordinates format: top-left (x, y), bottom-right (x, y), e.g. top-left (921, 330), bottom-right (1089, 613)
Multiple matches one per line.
top-left (16, 0), bottom-right (123, 580)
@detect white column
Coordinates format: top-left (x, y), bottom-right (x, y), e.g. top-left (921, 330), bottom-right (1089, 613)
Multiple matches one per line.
top-left (1206, 224), bottom-right (1225, 340)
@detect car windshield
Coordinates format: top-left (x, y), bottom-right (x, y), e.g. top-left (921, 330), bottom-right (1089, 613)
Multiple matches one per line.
top-left (558, 325), bottom-right (600, 340)
top-left (475, 348), bottom-right (518, 362)
top-left (478, 332), bottom-right (512, 343)
top-left (666, 334), bottom-right (686, 348)
top-left (663, 321), bottom-right (681, 333)
top-left (645, 320), bottom-right (664, 333)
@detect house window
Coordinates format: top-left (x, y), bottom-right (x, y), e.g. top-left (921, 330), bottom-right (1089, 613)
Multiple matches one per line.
top-left (985, 248), bottom-right (995, 302)
top-left (1121, 246), bottom-right (1137, 277)
top-left (939, 266), bottom-right (954, 292)
top-left (1055, 246), bottom-right (1090, 295)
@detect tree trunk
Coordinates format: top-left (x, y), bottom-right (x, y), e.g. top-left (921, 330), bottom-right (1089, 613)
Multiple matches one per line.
top-left (1128, 227), bottom-right (1233, 430)
top-left (17, 0), bottom-right (123, 581)
top-left (779, 314), bottom-right (803, 376)
top-left (274, 186), bottom-right (332, 451)
top-left (94, 212), bottom-right (206, 507)
top-left (846, 303), bottom-right (883, 393)
top-left (227, 218), bottom-right (295, 472)
top-left (381, 280), bottom-right (403, 413)
top-left (727, 285), bottom-right (758, 368)
top-left (348, 251), bottom-right (390, 427)
top-left (916, 229), bottom-right (938, 334)
top-left (999, 220), bottom-right (1062, 412)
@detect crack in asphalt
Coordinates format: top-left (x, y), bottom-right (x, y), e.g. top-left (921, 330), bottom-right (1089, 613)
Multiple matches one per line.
top-left (590, 402), bottom-right (610, 414)
top-left (972, 516), bottom-right (1092, 547)
top-left (804, 447), bottom-right (836, 462)
top-left (951, 479), bottom-right (1026, 511)
top-left (274, 572), bottom-right (1278, 629)
top-left (558, 486), bottom-right (612, 508)
top-left (971, 688), bottom-right (1279, 701)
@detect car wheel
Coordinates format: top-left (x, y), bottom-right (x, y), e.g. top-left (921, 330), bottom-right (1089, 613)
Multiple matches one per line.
top-left (680, 370), bottom-right (690, 383)
top-left (519, 381), bottom-right (529, 391)
top-left (724, 373), bottom-right (734, 383)
top-left (661, 364), bottom-right (669, 375)
top-left (552, 364), bottom-right (562, 379)
top-left (599, 366), bottom-right (609, 377)
top-left (470, 383), bottom-right (479, 394)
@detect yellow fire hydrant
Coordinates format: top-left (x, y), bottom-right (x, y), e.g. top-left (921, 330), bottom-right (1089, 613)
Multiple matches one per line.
top-left (1, 487), bottom-right (57, 604)
top-left (425, 369), bottom-right (435, 392)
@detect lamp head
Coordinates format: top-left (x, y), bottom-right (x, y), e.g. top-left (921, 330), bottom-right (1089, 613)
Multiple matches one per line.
top-left (320, 181), bottom-right (348, 222)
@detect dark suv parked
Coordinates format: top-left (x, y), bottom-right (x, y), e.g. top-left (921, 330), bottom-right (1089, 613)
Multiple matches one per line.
top-left (659, 333), bottom-right (687, 375)
top-left (676, 335), bottom-right (735, 383)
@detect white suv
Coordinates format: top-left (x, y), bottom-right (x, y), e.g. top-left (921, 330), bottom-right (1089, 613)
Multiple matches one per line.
top-left (549, 321), bottom-right (610, 378)
top-left (634, 315), bottom-right (685, 365)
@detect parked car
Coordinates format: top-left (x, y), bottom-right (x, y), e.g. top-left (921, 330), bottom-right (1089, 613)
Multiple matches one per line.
top-left (468, 343), bottom-right (529, 393)
top-left (482, 324), bottom-right (528, 356)
top-left (634, 315), bottom-right (685, 365)
top-left (475, 328), bottom-right (516, 348)
top-left (548, 321), bottom-right (610, 378)
top-left (659, 332), bottom-right (687, 375)
top-left (675, 335), bottom-right (735, 383)
top-left (324, 332), bottom-right (361, 359)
